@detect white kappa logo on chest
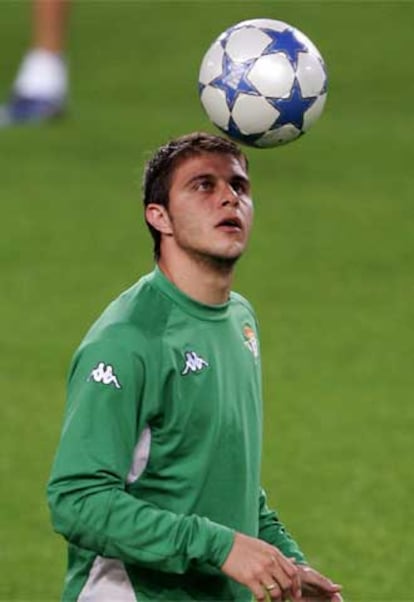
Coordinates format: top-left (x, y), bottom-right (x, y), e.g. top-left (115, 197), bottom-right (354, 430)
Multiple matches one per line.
top-left (181, 351), bottom-right (209, 375)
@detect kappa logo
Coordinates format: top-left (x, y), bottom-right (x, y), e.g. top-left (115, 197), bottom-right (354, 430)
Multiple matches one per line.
top-left (88, 362), bottom-right (122, 389)
top-left (181, 351), bottom-right (209, 376)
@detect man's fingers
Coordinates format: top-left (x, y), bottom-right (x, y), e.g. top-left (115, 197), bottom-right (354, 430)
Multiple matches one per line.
top-left (220, 532), bottom-right (302, 601)
top-left (289, 569), bottom-right (302, 599)
top-left (276, 553), bottom-right (298, 578)
top-left (270, 569), bottom-right (293, 593)
top-left (300, 566), bottom-right (342, 594)
top-left (251, 584), bottom-right (266, 602)
top-left (254, 549), bottom-right (298, 594)
top-left (251, 581), bottom-right (281, 602)
top-left (295, 593), bottom-right (344, 602)
top-left (270, 551), bottom-right (300, 598)
top-left (261, 581), bottom-right (282, 600)
top-left (254, 556), bottom-right (295, 600)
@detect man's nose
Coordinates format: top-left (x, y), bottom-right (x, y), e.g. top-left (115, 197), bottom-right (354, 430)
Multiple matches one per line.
top-left (220, 182), bottom-right (239, 206)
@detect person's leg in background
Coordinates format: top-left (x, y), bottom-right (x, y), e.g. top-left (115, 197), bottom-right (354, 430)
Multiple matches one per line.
top-left (0, 0), bottom-right (70, 126)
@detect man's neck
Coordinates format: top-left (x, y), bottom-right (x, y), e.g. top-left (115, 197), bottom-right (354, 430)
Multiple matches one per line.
top-left (157, 252), bottom-right (234, 305)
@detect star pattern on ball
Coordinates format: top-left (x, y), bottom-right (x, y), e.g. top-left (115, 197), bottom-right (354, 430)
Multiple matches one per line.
top-left (267, 78), bottom-right (317, 130)
top-left (210, 52), bottom-right (259, 110)
top-left (262, 27), bottom-right (307, 69)
top-left (217, 24), bottom-right (240, 49)
top-left (225, 116), bottom-right (261, 146)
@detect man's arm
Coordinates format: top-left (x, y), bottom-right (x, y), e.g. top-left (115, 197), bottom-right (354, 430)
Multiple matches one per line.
top-left (258, 487), bottom-right (307, 564)
top-left (48, 340), bottom-right (304, 599)
top-left (47, 339), bottom-right (234, 573)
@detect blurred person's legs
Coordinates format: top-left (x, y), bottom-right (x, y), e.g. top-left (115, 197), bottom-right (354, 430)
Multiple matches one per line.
top-left (0, 0), bottom-right (70, 126)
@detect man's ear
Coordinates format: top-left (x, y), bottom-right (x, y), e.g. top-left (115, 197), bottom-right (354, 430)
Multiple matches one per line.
top-left (145, 204), bottom-right (173, 235)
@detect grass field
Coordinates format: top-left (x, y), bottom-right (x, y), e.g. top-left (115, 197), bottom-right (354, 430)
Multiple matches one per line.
top-left (1, 1), bottom-right (413, 600)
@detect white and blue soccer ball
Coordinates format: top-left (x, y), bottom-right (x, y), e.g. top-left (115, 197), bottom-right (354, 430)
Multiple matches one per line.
top-left (198, 19), bottom-right (328, 148)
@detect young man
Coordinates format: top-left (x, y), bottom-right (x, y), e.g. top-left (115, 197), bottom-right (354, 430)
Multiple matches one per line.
top-left (47, 132), bottom-right (343, 602)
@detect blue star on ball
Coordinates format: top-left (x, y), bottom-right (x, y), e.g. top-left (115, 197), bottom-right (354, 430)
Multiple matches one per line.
top-left (268, 78), bottom-right (317, 130)
top-left (210, 52), bottom-right (259, 110)
top-left (262, 27), bottom-right (307, 69)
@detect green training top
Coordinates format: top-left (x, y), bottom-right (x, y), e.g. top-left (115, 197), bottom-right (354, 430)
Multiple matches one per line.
top-left (47, 267), bottom-right (305, 601)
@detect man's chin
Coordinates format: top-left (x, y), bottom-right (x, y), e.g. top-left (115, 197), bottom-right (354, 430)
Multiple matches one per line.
top-left (193, 249), bottom-right (242, 271)
top-left (212, 241), bottom-right (247, 262)
top-left (210, 254), bottom-right (240, 269)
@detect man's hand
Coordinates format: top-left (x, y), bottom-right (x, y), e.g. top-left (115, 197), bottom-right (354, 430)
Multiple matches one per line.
top-left (221, 532), bottom-right (301, 601)
top-left (290, 564), bottom-right (343, 602)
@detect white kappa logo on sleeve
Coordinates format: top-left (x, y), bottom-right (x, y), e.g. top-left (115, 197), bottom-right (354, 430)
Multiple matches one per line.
top-left (88, 362), bottom-right (122, 389)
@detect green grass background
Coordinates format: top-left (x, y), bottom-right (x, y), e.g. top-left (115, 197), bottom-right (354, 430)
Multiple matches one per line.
top-left (1, 1), bottom-right (413, 600)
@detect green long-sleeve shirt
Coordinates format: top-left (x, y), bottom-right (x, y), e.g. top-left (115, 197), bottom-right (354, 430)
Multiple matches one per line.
top-left (47, 267), bottom-right (305, 601)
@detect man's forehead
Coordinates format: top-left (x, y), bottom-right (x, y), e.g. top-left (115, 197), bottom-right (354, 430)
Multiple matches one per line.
top-left (172, 151), bottom-right (248, 180)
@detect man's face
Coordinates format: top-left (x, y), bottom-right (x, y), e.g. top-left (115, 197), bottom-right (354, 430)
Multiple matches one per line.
top-left (164, 152), bottom-right (253, 265)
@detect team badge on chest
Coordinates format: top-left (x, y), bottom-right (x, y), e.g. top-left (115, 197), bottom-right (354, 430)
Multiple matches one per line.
top-left (243, 325), bottom-right (259, 359)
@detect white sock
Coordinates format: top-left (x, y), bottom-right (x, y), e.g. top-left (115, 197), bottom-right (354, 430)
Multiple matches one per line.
top-left (13, 49), bottom-right (68, 102)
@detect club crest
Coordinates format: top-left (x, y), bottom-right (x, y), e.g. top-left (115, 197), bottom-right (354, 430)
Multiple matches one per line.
top-left (243, 325), bottom-right (259, 359)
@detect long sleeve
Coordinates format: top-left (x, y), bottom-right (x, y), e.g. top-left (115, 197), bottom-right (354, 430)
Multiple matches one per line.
top-left (258, 487), bottom-right (307, 564)
top-left (47, 338), bottom-right (234, 573)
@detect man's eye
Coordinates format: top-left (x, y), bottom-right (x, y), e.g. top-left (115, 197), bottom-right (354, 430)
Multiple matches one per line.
top-left (232, 181), bottom-right (247, 194)
top-left (197, 180), bottom-right (213, 191)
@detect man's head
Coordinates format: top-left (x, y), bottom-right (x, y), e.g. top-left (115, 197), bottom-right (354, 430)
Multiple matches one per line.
top-left (142, 132), bottom-right (249, 261)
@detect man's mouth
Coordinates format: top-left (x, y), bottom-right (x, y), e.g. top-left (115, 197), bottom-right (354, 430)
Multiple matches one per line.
top-left (216, 217), bottom-right (242, 231)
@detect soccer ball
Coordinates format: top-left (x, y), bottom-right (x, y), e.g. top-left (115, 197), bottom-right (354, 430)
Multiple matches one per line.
top-left (198, 19), bottom-right (328, 148)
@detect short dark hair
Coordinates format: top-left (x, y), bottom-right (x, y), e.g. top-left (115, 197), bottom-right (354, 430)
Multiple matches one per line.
top-left (142, 132), bottom-right (248, 260)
